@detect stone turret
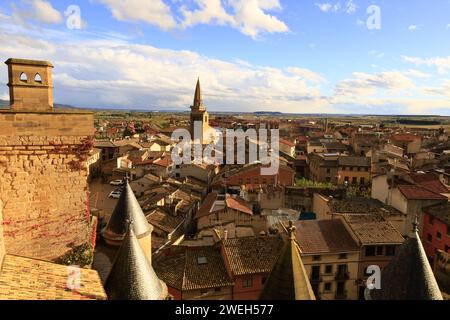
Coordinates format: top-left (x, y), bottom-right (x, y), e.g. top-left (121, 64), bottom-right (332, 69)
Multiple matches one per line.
top-left (260, 221), bottom-right (316, 300)
top-left (104, 221), bottom-right (168, 300)
top-left (101, 180), bottom-right (153, 263)
top-left (367, 216), bottom-right (443, 300)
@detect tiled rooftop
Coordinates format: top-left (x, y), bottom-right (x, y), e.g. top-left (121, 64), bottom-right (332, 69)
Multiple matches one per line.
top-left (0, 255), bottom-right (106, 300)
top-left (154, 246), bottom-right (234, 291)
top-left (343, 215), bottom-right (405, 245)
top-left (222, 236), bottom-right (284, 276)
top-left (398, 185), bottom-right (447, 200)
top-left (295, 219), bottom-right (360, 254)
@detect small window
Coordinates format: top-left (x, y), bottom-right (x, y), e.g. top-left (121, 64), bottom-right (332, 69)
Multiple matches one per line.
top-left (339, 253), bottom-right (347, 260)
top-left (20, 72), bottom-right (27, 82)
top-left (445, 245), bottom-right (449, 253)
top-left (427, 233), bottom-right (433, 242)
top-left (437, 232), bottom-right (442, 240)
top-left (324, 283), bottom-right (332, 291)
top-left (376, 246), bottom-right (384, 256)
top-left (325, 265), bottom-right (333, 274)
top-left (34, 73), bottom-right (42, 83)
top-left (365, 246), bottom-right (376, 257)
top-left (313, 255), bottom-right (321, 261)
top-left (242, 276), bottom-right (253, 288)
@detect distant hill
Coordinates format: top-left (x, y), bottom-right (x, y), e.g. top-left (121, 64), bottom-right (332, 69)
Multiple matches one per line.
top-left (0, 99), bottom-right (78, 110)
top-left (254, 111), bottom-right (283, 116)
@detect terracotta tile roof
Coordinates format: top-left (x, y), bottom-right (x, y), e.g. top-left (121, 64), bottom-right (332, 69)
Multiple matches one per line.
top-left (330, 197), bottom-right (401, 215)
top-left (154, 246), bottom-right (234, 291)
top-left (195, 192), bottom-right (218, 219)
top-left (0, 255), bottom-right (106, 300)
top-left (153, 156), bottom-right (172, 168)
top-left (280, 138), bottom-right (296, 147)
top-left (295, 220), bottom-right (360, 254)
top-left (391, 133), bottom-right (420, 142)
top-left (409, 173), bottom-right (449, 194)
top-left (398, 185), bottom-right (447, 200)
top-left (338, 156), bottom-right (371, 167)
top-left (145, 209), bottom-right (184, 234)
top-left (222, 236), bottom-right (284, 276)
top-left (343, 215), bottom-right (405, 245)
top-left (225, 195), bottom-right (253, 215)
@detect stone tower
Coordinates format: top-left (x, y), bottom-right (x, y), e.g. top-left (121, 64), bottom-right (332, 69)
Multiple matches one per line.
top-left (0, 58), bottom-right (95, 261)
top-left (190, 78), bottom-right (211, 145)
top-left (5, 58), bottom-right (54, 112)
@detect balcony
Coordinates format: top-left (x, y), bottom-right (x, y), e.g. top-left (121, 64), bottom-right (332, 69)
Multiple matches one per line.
top-left (335, 271), bottom-right (350, 281)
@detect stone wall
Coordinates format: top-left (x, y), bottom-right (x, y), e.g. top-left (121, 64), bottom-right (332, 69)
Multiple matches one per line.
top-left (0, 200), bottom-right (5, 266)
top-left (0, 110), bottom-right (95, 261)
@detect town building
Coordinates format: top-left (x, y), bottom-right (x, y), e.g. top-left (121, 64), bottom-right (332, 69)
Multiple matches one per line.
top-left (295, 219), bottom-right (360, 300)
top-left (421, 203), bottom-right (450, 261)
top-left (341, 214), bottom-right (405, 299)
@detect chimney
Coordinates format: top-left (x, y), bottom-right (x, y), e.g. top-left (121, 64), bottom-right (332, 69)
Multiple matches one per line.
top-left (223, 229), bottom-right (228, 240)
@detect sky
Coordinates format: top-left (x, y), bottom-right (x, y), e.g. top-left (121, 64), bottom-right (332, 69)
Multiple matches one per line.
top-left (0, 0), bottom-right (450, 115)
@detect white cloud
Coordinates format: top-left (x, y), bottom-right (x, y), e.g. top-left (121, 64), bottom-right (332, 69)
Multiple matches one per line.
top-left (98, 0), bottom-right (177, 30)
top-left (98, 0), bottom-right (289, 39)
top-left (287, 67), bottom-right (326, 84)
top-left (345, 0), bottom-right (357, 14)
top-left (315, 3), bottom-right (333, 12)
top-left (315, 1), bottom-right (357, 14)
top-left (401, 55), bottom-right (450, 74)
top-left (12, 0), bottom-right (63, 25)
top-left (0, 25), bottom-right (326, 113)
top-left (180, 0), bottom-right (233, 28)
top-left (217, 0), bottom-right (289, 39)
top-left (408, 25), bottom-right (419, 31)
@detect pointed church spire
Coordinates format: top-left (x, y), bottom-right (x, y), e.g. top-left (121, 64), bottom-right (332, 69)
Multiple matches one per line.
top-left (192, 77), bottom-right (205, 111)
top-left (260, 221), bottom-right (316, 300)
top-left (104, 220), bottom-right (168, 300)
top-left (368, 216), bottom-right (443, 300)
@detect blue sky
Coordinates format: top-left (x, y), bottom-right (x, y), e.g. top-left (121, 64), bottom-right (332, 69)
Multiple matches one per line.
top-left (0, 0), bottom-right (450, 115)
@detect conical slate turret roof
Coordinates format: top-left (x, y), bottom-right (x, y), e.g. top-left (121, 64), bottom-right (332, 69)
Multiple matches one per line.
top-left (102, 180), bottom-right (152, 241)
top-left (260, 221), bottom-right (316, 300)
top-left (369, 217), bottom-right (443, 300)
top-left (104, 222), bottom-right (168, 300)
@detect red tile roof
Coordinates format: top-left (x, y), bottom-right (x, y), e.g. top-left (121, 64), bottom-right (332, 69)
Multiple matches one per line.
top-left (295, 220), bottom-right (360, 254)
top-left (409, 173), bottom-right (449, 194)
top-left (195, 192), bottom-right (219, 219)
top-left (391, 133), bottom-right (420, 142)
top-left (280, 138), bottom-right (296, 148)
top-left (398, 185), bottom-right (447, 200)
top-left (225, 195), bottom-right (253, 215)
top-left (153, 157), bottom-right (171, 168)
